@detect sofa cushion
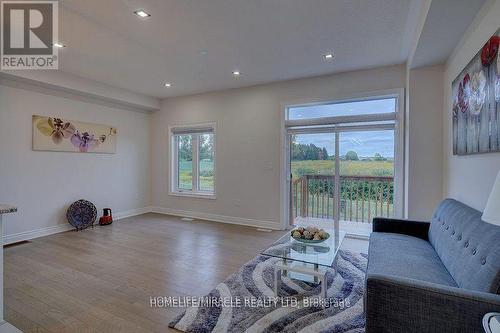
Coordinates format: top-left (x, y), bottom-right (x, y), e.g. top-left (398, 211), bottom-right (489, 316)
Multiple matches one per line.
top-left (367, 232), bottom-right (457, 287)
top-left (429, 199), bottom-right (500, 294)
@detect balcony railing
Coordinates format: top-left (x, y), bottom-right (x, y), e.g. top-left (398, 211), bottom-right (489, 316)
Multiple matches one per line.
top-left (292, 175), bottom-right (394, 223)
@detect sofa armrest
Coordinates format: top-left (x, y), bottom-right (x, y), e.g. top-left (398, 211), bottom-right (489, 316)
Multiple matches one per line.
top-left (365, 273), bottom-right (500, 333)
top-left (372, 217), bottom-right (430, 240)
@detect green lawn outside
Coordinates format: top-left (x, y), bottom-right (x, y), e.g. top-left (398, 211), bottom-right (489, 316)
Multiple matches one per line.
top-left (178, 160), bottom-right (214, 191)
top-left (178, 159), bottom-right (393, 191)
top-left (291, 159), bottom-right (394, 179)
top-left (177, 159), bottom-right (393, 219)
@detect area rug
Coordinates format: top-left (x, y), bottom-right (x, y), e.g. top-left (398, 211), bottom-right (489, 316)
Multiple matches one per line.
top-left (169, 250), bottom-right (368, 333)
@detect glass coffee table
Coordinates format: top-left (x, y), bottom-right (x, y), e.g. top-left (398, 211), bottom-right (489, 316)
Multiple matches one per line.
top-left (261, 229), bottom-right (345, 299)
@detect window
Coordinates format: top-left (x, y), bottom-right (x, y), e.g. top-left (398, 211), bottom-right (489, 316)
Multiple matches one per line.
top-left (170, 124), bottom-right (215, 198)
top-left (288, 98), bottom-right (396, 120)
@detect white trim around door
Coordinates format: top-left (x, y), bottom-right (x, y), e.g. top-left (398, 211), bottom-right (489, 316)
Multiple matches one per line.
top-left (279, 88), bottom-right (405, 230)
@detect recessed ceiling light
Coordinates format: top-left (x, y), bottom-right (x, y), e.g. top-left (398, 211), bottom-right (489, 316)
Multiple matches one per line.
top-left (164, 82), bottom-right (172, 87)
top-left (53, 42), bottom-right (65, 48)
top-left (232, 71), bottom-right (241, 76)
top-left (323, 53), bottom-right (334, 60)
top-left (134, 9), bottom-right (151, 18)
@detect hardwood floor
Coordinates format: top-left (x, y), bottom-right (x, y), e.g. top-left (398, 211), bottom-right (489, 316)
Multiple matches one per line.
top-left (3, 213), bottom-right (368, 333)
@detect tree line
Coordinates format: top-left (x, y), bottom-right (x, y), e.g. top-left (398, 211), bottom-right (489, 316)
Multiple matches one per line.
top-left (291, 140), bottom-right (388, 161)
top-left (291, 141), bottom-right (329, 161)
top-left (178, 134), bottom-right (214, 161)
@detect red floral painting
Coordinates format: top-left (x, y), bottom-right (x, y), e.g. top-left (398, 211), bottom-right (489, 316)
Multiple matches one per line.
top-left (452, 28), bottom-right (500, 155)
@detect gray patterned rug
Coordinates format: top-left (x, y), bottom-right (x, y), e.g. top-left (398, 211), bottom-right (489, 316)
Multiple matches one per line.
top-left (169, 250), bottom-right (367, 333)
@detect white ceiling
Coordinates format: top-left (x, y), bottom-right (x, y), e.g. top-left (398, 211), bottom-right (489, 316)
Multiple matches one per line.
top-left (54, 0), bottom-right (423, 99)
top-left (410, 0), bottom-right (486, 69)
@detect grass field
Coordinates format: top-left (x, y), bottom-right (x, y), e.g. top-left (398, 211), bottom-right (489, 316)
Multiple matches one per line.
top-left (178, 160), bottom-right (214, 191)
top-left (177, 158), bottom-right (393, 209)
top-left (178, 159), bottom-right (393, 190)
top-left (291, 159), bottom-right (394, 179)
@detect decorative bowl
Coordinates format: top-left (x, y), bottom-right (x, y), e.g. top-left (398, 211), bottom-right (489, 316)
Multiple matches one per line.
top-left (292, 232), bottom-right (330, 244)
top-left (291, 226), bottom-right (330, 243)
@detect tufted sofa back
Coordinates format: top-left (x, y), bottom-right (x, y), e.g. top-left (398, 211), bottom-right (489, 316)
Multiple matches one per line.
top-left (429, 199), bottom-right (500, 294)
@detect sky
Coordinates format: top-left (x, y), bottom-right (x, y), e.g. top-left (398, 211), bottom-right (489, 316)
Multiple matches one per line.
top-left (289, 98), bottom-right (396, 119)
top-left (290, 98), bottom-right (395, 158)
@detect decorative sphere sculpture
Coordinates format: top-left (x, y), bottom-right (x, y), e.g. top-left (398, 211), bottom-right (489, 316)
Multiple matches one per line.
top-left (66, 199), bottom-right (97, 231)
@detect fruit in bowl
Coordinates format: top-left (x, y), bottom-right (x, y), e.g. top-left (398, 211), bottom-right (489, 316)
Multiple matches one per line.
top-left (291, 226), bottom-right (329, 243)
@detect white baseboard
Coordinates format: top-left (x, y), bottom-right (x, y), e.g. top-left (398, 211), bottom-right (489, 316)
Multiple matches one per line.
top-left (3, 223), bottom-right (74, 245)
top-left (114, 207), bottom-right (150, 220)
top-left (3, 206), bottom-right (283, 245)
top-left (3, 207), bottom-right (150, 245)
top-left (148, 206), bottom-right (282, 230)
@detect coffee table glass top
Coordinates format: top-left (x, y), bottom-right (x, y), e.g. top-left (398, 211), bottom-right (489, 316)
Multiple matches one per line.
top-left (261, 230), bottom-right (345, 268)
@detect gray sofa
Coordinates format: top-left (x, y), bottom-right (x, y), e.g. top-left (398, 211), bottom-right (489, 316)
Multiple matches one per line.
top-left (365, 199), bottom-right (500, 333)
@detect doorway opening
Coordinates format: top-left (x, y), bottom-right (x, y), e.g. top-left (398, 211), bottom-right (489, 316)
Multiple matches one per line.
top-left (284, 92), bottom-right (404, 237)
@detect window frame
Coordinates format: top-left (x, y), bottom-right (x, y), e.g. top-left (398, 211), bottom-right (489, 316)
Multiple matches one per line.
top-left (169, 123), bottom-right (216, 199)
top-left (280, 88), bottom-right (405, 230)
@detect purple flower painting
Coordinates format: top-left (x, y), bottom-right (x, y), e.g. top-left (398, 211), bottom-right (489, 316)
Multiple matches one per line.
top-left (71, 131), bottom-right (100, 152)
top-left (452, 28), bottom-right (500, 155)
top-left (32, 115), bottom-right (117, 154)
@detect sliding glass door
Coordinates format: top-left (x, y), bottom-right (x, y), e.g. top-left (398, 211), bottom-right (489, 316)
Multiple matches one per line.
top-left (285, 94), bottom-right (402, 236)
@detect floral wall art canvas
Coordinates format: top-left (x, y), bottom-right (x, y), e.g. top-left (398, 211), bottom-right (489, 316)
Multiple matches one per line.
top-left (32, 115), bottom-right (117, 153)
top-left (452, 28), bottom-right (500, 155)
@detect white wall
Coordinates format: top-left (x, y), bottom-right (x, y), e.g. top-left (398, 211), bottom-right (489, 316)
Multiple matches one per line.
top-left (443, 0), bottom-right (500, 211)
top-left (0, 84), bottom-right (151, 240)
top-left (1, 71), bottom-right (160, 112)
top-left (151, 65), bottom-right (406, 228)
top-left (407, 64), bottom-right (444, 220)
